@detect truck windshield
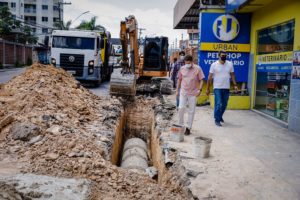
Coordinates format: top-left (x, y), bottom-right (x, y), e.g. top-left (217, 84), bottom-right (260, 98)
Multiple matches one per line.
top-left (52, 36), bottom-right (95, 50)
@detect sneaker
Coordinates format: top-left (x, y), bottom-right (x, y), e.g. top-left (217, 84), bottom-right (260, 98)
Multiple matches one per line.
top-left (220, 118), bottom-right (224, 123)
top-left (215, 121), bottom-right (222, 127)
top-left (185, 127), bottom-right (191, 135)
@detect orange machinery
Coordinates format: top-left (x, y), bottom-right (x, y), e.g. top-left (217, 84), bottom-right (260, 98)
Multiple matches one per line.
top-left (110, 15), bottom-right (169, 97)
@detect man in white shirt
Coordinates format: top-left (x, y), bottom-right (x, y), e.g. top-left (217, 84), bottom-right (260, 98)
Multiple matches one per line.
top-left (206, 50), bottom-right (238, 127)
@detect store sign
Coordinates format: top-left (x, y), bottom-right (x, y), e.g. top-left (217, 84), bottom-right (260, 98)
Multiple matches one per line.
top-left (200, 42), bottom-right (250, 52)
top-left (213, 15), bottom-right (240, 41)
top-left (198, 12), bottom-right (251, 82)
top-left (199, 52), bottom-right (249, 82)
top-left (256, 51), bottom-right (293, 72)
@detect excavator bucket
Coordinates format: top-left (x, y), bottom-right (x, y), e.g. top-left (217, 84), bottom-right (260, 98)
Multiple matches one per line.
top-left (110, 68), bottom-right (136, 97)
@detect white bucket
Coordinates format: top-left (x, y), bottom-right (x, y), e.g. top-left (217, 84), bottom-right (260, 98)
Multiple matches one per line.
top-left (194, 136), bottom-right (212, 158)
top-left (170, 124), bottom-right (185, 142)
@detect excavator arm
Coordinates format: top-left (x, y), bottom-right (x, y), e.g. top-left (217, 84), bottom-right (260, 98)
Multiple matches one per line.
top-left (109, 15), bottom-right (139, 97)
top-left (119, 15), bottom-right (139, 74)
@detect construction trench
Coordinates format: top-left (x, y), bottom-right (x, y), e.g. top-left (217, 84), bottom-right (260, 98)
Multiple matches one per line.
top-left (0, 64), bottom-right (193, 200)
top-left (111, 97), bottom-right (175, 184)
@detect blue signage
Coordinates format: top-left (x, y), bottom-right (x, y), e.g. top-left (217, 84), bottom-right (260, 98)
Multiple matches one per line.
top-left (200, 52), bottom-right (249, 82)
top-left (198, 12), bottom-right (251, 82)
top-left (256, 63), bottom-right (292, 73)
top-left (226, 0), bottom-right (248, 13)
top-left (199, 13), bottom-right (251, 44)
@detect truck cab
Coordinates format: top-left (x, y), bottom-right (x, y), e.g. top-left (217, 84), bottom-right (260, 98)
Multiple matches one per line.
top-left (50, 30), bottom-right (106, 86)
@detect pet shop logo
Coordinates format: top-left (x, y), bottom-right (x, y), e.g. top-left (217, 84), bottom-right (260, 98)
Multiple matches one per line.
top-left (213, 15), bottom-right (240, 42)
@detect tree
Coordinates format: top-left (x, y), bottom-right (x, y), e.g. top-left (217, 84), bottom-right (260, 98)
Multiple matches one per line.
top-left (0, 6), bottom-right (36, 44)
top-left (54, 20), bottom-right (72, 30)
top-left (76, 16), bottom-right (105, 32)
top-left (0, 6), bottom-right (20, 38)
top-left (18, 25), bottom-right (38, 44)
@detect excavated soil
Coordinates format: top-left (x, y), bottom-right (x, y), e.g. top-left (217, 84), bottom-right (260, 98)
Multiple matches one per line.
top-left (0, 64), bottom-right (188, 199)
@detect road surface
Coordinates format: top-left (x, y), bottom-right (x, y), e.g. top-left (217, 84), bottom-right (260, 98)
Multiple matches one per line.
top-left (0, 68), bottom-right (26, 84)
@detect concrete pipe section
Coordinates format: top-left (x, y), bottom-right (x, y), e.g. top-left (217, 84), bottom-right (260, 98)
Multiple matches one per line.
top-left (121, 138), bottom-right (148, 171)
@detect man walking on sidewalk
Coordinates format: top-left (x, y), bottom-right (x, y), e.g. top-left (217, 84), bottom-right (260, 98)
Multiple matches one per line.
top-left (176, 55), bottom-right (204, 135)
top-left (171, 51), bottom-right (186, 108)
top-left (206, 50), bottom-right (238, 127)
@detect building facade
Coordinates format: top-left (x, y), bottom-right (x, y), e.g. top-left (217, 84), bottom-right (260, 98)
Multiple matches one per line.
top-left (0, 0), bottom-right (63, 42)
top-left (238, 0), bottom-right (300, 132)
top-left (173, 0), bottom-right (300, 133)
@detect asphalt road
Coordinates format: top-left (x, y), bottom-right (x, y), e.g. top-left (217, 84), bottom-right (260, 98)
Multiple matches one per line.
top-left (0, 68), bottom-right (26, 84)
top-left (0, 68), bottom-right (110, 95)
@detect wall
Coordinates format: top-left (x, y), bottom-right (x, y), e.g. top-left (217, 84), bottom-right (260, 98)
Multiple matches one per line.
top-left (0, 39), bottom-right (33, 67)
top-left (289, 77), bottom-right (300, 133)
top-left (249, 0), bottom-right (300, 107)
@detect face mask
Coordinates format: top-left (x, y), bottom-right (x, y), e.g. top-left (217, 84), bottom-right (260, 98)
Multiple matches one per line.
top-left (186, 64), bottom-right (192, 68)
top-left (220, 56), bottom-right (227, 62)
top-left (180, 56), bottom-right (185, 60)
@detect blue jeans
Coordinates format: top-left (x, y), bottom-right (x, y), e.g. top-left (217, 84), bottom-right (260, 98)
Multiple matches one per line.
top-left (214, 89), bottom-right (230, 122)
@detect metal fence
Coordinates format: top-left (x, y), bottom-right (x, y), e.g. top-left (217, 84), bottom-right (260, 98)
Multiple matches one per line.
top-left (0, 39), bottom-right (33, 67)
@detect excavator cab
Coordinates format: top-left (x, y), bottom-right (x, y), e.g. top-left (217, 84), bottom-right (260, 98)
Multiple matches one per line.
top-left (110, 15), bottom-right (170, 98)
top-left (142, 37), bottom-right (169, 77)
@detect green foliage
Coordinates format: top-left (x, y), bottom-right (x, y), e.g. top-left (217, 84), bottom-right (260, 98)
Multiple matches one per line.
top-left (0, 6), bottom-right (37, 44)
top-left (54, 20), bottom-right (72, 30)
top-left (26, 57), bottom-right (32, 66)
top-left (76, 16), bottom-right (105, 32)
top-left (18, 25), bottom-right (38, 44)
top-left (14, 60), bottom-right (22, 68)
top-left (0, 6), bottom-right (18, 37)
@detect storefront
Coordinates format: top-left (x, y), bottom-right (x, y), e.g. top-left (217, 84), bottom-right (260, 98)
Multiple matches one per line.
top-left (254, 20), bottom-right (294, 122)
top-left (238, 0), bottom-right (300, 131)
top-left (173, 0), bottom-right (300, 132)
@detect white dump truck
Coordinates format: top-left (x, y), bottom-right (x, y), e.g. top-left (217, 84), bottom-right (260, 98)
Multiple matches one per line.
top-left (50, 30), bottom-right (112, 86)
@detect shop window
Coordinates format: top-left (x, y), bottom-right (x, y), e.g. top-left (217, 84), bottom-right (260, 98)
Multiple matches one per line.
top-left (257, 20), bottom-right (295, 55)
top-left (254, 20), bottom-right (295, 122)
top-left (255, 72), bottom-right (290, 122)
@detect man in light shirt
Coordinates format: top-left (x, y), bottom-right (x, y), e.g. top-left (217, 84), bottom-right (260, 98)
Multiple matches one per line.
top-left (206, 50), bottom-right (238, 127)
top-left (176, 55), bottom-right (205, 135)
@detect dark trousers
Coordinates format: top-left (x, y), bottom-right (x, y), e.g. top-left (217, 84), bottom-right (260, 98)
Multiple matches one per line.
top-left (214, 89), bottom-right (230, 122)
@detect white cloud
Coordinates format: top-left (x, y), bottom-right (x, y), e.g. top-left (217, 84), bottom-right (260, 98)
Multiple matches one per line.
top-left (63, 0), bottom-right (187, 46)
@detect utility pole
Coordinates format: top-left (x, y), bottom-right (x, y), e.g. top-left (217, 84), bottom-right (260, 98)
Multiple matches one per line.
top-left (138, 28), bottom-right (146, 40)
top-left (57, 1), bottom-right (71, 29)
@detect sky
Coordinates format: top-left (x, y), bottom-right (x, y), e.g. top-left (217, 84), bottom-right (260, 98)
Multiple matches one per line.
top-left (63, 0), bottom-right (187, 48)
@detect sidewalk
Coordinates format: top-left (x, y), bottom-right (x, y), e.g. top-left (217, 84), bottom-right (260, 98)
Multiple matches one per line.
top-left (166, 98), bottom-right (300, 199)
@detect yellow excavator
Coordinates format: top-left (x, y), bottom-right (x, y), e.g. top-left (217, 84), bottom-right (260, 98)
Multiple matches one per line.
top-left (110, 15), bottom-right (169, 97)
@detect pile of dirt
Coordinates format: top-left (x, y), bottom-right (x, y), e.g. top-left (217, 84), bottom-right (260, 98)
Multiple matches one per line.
top-left (0, 64), bottom-right (188, 199)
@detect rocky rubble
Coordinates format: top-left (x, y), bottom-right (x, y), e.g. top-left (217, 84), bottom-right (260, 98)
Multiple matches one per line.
top-left (0, 64), bottom-right (188, 199)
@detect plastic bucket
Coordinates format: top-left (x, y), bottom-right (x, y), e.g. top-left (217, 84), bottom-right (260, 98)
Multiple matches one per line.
top-left (194, 136), bottom-right (212, 158)
top-left (170, 124), bottom-right (185, 142)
